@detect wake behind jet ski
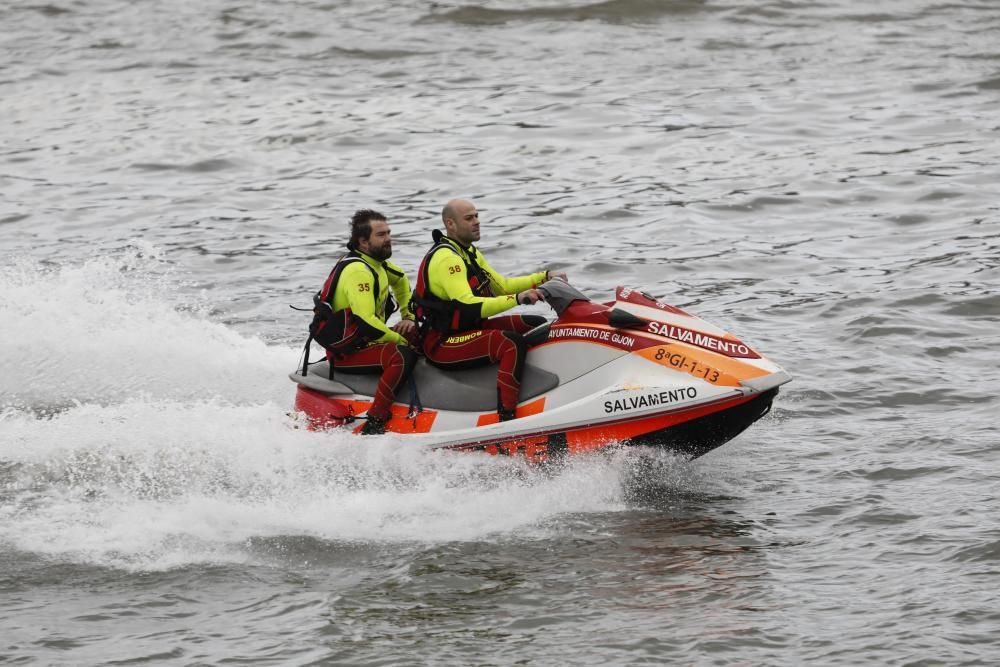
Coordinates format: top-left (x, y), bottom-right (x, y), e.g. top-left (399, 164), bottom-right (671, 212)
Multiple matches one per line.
top-left (290, 281), bottom-right (791, 461)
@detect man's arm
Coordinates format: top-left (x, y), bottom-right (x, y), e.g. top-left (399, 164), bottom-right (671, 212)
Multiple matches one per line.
top-left (430, 250), bottom-right (520, 319)
top-left (476, 253), bottom-right (548, 296)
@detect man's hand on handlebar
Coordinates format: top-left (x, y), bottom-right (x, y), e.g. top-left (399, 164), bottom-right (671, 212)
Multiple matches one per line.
top-left (517, 289), bottom-right (545, 305)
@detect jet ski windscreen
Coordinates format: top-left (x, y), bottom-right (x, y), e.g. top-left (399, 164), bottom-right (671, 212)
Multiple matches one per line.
top-left (539, 279), bottom-right (589, 315)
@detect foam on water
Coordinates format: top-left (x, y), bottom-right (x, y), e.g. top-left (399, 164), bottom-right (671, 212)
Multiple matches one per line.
top-left (0, 400), bottom-right (640, 569)
top-left (0, 243), bottom-right (292, 409)
top-left (0, 396), bottom-right (663, 570)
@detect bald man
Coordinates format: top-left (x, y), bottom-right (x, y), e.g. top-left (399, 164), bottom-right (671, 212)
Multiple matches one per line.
top-left (411, 199), bottom-right (567, 422)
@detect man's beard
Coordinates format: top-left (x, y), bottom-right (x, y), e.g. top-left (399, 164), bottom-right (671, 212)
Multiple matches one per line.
top-left (369, 243), bottom-right (392, 261)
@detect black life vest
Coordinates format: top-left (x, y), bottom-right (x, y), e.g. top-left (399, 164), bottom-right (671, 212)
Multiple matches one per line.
top-left (304, 252), bottom-right (395, 367)
top-left (411, 230), bottom-right (495, 335)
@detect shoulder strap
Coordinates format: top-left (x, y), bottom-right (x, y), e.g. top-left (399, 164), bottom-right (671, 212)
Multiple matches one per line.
top-left (418, 240), bottom-right (459, 297)
top-left (383, 262), bottom-right (406, 279)
top-left (463, 246), bottom-right (493, 295)
top-left (321, 252), bottom-right (380, 307)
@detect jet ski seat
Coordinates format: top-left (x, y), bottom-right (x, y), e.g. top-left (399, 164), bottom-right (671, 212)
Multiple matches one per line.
top-left (289, 359), bottom-right (560, 412)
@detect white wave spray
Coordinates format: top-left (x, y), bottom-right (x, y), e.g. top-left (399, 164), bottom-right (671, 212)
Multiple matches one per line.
top-left (0, 249), bottom-right (706, 571)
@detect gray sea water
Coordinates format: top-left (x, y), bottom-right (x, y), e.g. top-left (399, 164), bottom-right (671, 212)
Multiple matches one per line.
top-left (2, 0), bottom-right (999, 664)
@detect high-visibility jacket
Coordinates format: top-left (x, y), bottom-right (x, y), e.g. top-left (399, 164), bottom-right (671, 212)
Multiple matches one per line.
top-left (311, 250), bottom-right (413, 352)
top-left (412, 231), bottom-right (546, 334)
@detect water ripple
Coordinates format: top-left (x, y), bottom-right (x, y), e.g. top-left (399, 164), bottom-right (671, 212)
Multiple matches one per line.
top-left (3, 0), bottom-right (1000, 663)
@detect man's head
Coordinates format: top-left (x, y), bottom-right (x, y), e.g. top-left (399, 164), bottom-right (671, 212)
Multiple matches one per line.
top-left (349, 209), bottom-right (392, 261)
top-left (442, 199), bottom-right (480, 245)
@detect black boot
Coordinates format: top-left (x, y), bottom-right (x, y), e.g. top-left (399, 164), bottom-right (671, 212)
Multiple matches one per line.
top-left (497, 386), bottom-right (517, 422)
top-left (359, 415), bottom-right (387, 435)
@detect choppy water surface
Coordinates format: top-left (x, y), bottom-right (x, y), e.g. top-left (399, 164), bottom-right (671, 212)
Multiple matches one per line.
top-left (3, 0), bottom-right (999, 664)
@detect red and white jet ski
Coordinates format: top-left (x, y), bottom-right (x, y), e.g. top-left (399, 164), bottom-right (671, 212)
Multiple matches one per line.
top-left (290, 281), bottom-right (790, 461)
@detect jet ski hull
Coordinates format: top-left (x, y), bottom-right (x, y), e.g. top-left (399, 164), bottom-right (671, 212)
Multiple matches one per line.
top-left (292, 382), bottom-right (777, 461)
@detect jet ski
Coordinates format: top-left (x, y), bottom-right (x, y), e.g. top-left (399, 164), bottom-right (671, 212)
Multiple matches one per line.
top-left (290, 281), bottom-right (791, 461)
